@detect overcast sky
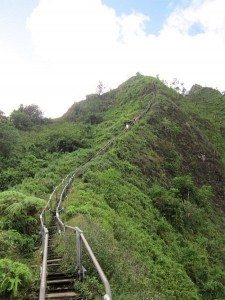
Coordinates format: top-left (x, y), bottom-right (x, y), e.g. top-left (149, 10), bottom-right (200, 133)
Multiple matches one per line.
top-left (0, 0), bottom-right (225, 117)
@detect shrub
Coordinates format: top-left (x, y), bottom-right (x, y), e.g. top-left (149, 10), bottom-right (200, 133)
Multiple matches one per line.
top-left (0, 191), bottom-right (45, 235)
top-left (172, 175), bottom-right (197, 200)
top-left (0, 121), bottom-right (19, 158)
top-left (151, 179), bottom-right (205, 233)
top-left (0, 230), bottom-right (35, 258)
top-left (0, 258), bottom-right (32, 297)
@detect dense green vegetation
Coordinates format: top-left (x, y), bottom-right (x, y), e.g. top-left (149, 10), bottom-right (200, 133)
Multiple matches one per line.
top-left (0, 75), bottom-right (224, 299)
top-left (179, 84), bottom-right (225, 165)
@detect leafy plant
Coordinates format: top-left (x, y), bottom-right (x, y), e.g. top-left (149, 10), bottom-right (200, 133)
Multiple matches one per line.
top-left (0, 191), bottom-right (45, 234)
top-left (0, 258), bottom-right (32, 297)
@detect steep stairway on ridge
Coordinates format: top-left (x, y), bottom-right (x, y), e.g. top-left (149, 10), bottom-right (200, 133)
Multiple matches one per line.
top-left (45, 216), bottom-right (83, 300)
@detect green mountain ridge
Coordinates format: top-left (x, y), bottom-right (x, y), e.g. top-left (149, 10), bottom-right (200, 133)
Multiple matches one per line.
top-left (0, 75), bottom-right (225, 299)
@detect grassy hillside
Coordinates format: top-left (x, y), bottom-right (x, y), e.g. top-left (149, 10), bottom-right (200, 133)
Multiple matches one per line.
top-left (59, 76), bottom-right (225, 299)
top-left (0, 75), bottom-right (225, 299)
top-left (180, 85), bottom-right (225, 165)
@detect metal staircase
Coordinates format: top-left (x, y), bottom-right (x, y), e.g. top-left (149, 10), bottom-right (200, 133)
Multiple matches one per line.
top-left (45, 220), bottom-right (82, 299)
top-left (39, 176), bottom-right (112, 300)
top-left (38, 81), bottom-right (158, 300)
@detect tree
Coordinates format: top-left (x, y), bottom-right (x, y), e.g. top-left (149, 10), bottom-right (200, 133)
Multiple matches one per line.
top-left (0, 121), bottom-right (19, 157)
top-left (96, 81), bottom-right (105, 95)
top-left (10, 110), bottom-right (32, 130)
top-left (170, 78), bottom-right (187, 95)
top-left (10, 104), bottom-right (44, 130)
top-left (23, 104), bottom-right (43, 123)
top-left (0, 111), bottom-right (7, 122)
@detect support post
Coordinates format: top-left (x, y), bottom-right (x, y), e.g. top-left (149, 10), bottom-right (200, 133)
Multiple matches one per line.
top-left (76, 228), bottom-right (84, 279)
top-left (43, 211), bottom-right (46, 225)
top-left (39, 228), bottom-right (48, 300)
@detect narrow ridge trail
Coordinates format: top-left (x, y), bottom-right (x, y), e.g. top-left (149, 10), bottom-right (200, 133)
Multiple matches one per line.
top-left (38, 83), bottom-right (158, 300)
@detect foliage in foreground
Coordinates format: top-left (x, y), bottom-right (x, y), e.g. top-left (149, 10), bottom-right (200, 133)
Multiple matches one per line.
top-left (0, 258), bottom-right (32, 298)
top-left (0, 191), bottom-right (44, 297)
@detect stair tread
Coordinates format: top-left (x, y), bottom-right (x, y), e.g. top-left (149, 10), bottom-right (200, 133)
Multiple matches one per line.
top-left (47, 278), bottom-right (74, 284)
top-left (48, 259), bottom-right (62, 263)
top-left (47, 286), bottom-right (74, 292)
top-left (47, 272), bottom-right (75, 277)
top-left (46, 291), bottom-right (79, 298)
top-left (48, 263), bottom-right (60, 266)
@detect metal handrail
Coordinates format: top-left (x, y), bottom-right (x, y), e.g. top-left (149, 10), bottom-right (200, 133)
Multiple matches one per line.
top-left (55, 173), bottom-right (112, 299)
top-left (80, 228), bottom-right (112, 299)
top-left (39, 83), bottom-right (157, 299)
top-left (39, 186), bottom-right (59, 299)
top-left (64, 224), bottom-right (112, 299)
top-left (39, 227), bottom-right (48, 300)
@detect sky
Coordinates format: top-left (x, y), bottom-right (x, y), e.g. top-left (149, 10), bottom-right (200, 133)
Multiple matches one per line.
top-left (0, 0), bottom-right (225, 118)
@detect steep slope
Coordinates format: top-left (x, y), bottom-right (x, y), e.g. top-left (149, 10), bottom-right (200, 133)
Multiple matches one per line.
top-left (1, 75), bottom-right (225, 299)
top-left (180, 85), bottom-right (225, 164)
top-left (55, 75), bottom-right (225, 299)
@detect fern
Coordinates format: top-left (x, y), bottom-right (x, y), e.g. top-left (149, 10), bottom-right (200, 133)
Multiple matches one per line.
top-left (0, 258), bottom-right (32, 297)
top-left (6, 202), bottom-right (24, 217)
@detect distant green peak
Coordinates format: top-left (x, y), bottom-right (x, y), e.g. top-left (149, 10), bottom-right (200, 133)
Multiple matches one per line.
top-left (188, 84), bottom-right (203, 95)
top-left (189, 84), bottom-right (222, 97)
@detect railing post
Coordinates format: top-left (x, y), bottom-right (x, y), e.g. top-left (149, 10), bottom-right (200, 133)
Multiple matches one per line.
top-left (43, 211), bottom-right (45, 224)
top-left (76, 228), bottom-right (84, 279)
top-left (54, 191), bottom-right (58, 211)
top-left (39, 228), bottom-right (48, 300)
top-left (50, 195), bottom-right (53, 212)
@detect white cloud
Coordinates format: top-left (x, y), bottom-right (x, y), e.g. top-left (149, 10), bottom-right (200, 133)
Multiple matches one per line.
top-left (160, 0), bottom-right (225, 88)
top-left (0, 0), bottom-right (225, 117)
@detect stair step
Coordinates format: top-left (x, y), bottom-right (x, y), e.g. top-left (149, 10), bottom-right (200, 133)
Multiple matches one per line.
top-left (48, 258), bottom-right (62, 262)
top-left (48, 253), bottom-right (59, 258)
top-left (47, 272), bottom-right (75, 277)
top-left (48, 246), bottom-right (56, 250)
top-left (47, 278), bottom-right (74, 285)
top-left (46, 291), bottom-right (79, 299)
top-left (48, 265), bottom-right (61, 273)
top-left (47, 259), bottom-right (62, 264)
top-left (47, 285), bottom-right (74, 292)
top-left (47, 263), bottom-right (60, 267)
